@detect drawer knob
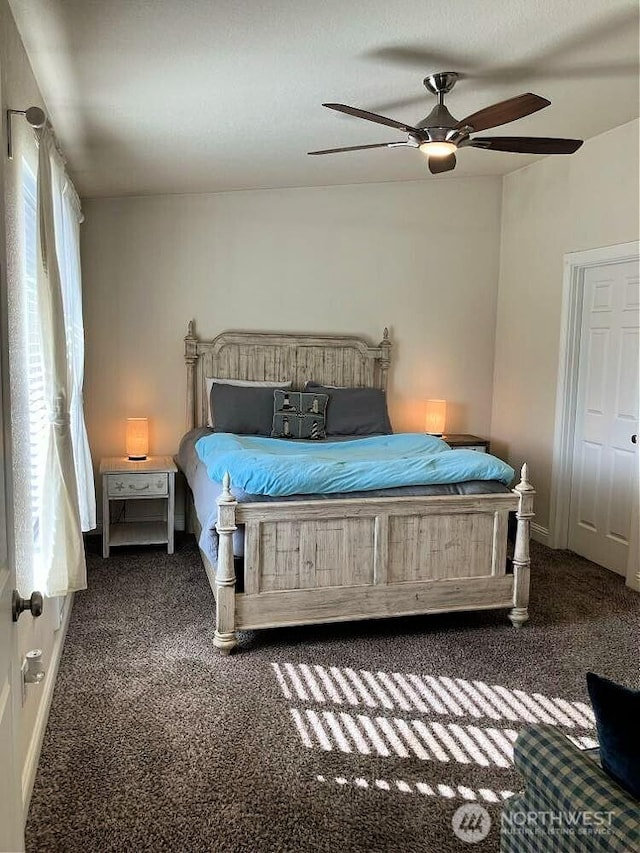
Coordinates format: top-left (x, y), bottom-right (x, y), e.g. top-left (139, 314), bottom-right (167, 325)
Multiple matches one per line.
top-left (129, 483), bottom-right (150, 491)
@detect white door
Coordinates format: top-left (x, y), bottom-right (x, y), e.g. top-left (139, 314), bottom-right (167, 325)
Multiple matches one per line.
top-left (0, 319), bottom-right (24, 847)
top-left (568, 259), bottom-right (640, 573)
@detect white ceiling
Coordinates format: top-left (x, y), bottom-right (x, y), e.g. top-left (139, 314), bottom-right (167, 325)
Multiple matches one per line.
top-left (8, 0), bottom-right (639, 198)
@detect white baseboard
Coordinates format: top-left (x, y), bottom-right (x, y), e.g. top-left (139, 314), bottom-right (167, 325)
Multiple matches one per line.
top-left (626, 572), bottom-right (640, 593)
top-left (21, 592), bottom-right (74, 817)
top-left (531, 522), bottom-right (550, 546)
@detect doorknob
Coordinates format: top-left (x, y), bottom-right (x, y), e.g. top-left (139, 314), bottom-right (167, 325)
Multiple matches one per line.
top-left (12, 590), bottom-right (44, 622)
top-left (632, 434), bottom-right (638, 444)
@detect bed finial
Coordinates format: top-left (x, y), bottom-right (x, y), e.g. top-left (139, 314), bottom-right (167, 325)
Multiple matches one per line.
top-left (220, 471), bottom-right (233, 502)
top-left (184, 320), bottom-right (199, 431)
top-left (510, 462), bottom-right (535, 629)
top-left (379, 327), bottom-right (392, 391)
top-left (515, 463), bottom-right (534, 493)
top-left (215, 470), bottom-right (238, 655)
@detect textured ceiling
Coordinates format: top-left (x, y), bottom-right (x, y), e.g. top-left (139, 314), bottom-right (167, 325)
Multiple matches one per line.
top-left (8, 0), bottom-right (640, 198)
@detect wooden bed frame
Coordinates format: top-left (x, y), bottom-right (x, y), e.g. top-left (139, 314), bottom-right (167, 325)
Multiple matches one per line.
top-left (184, 322), bottom-right (535, 654)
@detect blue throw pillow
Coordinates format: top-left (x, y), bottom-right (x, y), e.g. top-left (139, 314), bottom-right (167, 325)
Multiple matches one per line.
top-left (586, 672), bottom-right (640, 799)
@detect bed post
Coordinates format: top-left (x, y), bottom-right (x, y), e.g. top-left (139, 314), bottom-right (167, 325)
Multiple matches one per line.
top-left (509, 463), bottom-right (535, 628)
top-left (379, 327), bottom-right (391, 391)
top-left (185, 319), bottom-right (198, 431)
top-left (214, 473), bottom-right (238, 654)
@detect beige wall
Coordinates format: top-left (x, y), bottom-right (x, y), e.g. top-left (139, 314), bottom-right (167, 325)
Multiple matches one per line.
top-left (0, 0), bottom-right (67, 813)
top-left (84, 125), bottom-right (640, 537)
top-left (81, 178), bottom-right (503, 480)
top-left (491, 119), bottom-right (640, 533)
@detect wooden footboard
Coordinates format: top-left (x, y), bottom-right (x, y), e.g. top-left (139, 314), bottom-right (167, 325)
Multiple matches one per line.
top-left (209, 467), bottom-right (535, 654)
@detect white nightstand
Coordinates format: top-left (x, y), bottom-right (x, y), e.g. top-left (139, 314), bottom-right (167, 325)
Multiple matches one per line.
top-left (100, 455), bottom-right (176, 558)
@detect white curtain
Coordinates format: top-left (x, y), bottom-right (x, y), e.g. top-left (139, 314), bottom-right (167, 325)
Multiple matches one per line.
top-left (54, 161), bottom-right (96, 532)
top-left (35, 126), bottom-right (93, 595)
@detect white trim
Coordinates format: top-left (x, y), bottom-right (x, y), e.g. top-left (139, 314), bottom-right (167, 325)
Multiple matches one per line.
top-left (549, 241), bottom-right (639, 550)
top-left (627, 485), bottom-right (639, 591)
top-left (21, 593), bottom-right (74, 817)
top-left (530, 523), bottom-right (550, 547)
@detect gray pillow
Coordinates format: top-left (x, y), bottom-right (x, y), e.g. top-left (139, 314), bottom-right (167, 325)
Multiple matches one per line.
top-left (272, 391), bottom-right (328, 439)
top-left (211, 384), bottom-right (289, 435)
top-left (206, 377), bottom-right (292, 427)
top-left (305, 382), bottom-right (393, 436)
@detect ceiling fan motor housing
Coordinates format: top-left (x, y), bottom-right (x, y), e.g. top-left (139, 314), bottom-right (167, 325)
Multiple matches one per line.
top-left (412, 104), bottom-right (468, 146)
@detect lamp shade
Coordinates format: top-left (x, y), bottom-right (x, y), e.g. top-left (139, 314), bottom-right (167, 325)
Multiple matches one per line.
top-left (425, 399), bottom-right (447, 436)
top-left (126, 418), bottom-right (149, 460)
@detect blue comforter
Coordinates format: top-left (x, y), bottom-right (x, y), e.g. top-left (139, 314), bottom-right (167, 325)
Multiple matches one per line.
top-left (194, 433), bottom-right (515, 497)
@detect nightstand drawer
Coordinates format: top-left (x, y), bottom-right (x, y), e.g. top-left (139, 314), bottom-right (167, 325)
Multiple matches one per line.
top-left (107, 472), bottom-right (168, 497)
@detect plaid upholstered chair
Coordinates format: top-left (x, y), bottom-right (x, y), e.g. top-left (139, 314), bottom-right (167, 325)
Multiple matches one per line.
top-left (500, 725), bottom-right (639, 852)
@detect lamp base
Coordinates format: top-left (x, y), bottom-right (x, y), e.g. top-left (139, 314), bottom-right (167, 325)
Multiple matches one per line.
top-left (128, 455), bottom-right (147, 461)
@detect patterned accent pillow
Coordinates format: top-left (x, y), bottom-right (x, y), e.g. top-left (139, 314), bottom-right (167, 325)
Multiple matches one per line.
top-left (272, 391), bottom-right (328, 440)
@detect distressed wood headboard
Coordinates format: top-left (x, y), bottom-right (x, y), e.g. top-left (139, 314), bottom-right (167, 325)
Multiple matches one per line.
top-left (184, 323), bottom-right (392, 430)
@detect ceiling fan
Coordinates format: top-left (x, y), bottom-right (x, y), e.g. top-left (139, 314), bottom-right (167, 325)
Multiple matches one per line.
top-left (308, 72), bottom-right (583, 174)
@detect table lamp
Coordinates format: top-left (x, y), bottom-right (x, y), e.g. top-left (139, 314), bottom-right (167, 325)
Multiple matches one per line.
top-left (126, 418), bottom-right (149, 460)
top-left (425, 399), bottom-right (446, 436)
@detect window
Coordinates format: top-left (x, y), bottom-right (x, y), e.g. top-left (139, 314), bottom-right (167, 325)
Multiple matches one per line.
top-left (22, 159), bottom-right (46, 577)
top-left (12, 130), bottom-right (93, 598)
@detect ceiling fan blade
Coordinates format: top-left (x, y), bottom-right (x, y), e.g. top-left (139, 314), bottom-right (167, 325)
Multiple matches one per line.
top-left (469, 136), bottom-right (584, 154)
top-left (323, 103), bottom-right (418, 134)
top-left (368, 94), bottom-right (427, 113)
top-left (428, 153), bottom-right (457, 174)
top-left (308, 142), bottom-right (402, 155)
top-left (456, 93), bottom-right (550, 132)
top-left (522, 8), bottom-right (639, 72)
top-left (363, 45), bottom-right (477, 70)
top-left (364, 9), bottom-right (639, 86)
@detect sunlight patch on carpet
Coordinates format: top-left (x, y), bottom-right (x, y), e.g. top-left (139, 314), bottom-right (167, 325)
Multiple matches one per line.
top-left (274, 662), bottom-right (597, 801)
top-left (315, 774), bottom-right (516, 802)
top-left (272, 663), bottom-right (597, 728)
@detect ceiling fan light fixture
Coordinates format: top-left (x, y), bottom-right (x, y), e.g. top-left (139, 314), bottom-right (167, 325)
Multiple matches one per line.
top-left (419, 140), bottom-right (457, 158)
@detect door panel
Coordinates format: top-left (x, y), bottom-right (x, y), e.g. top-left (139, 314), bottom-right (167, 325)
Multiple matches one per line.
top-left (0, 312), bottom-right (23, 847)
top-left (586, 330), bottom-right (608, 413)
top-left (606, 449), bottom-right (633, 542)
top-left (568, 260), bottom-right (640, 573)
top-left (616, 328), bottom-right (638, 422)
top-left (575, 442), bottom-right (600, 530)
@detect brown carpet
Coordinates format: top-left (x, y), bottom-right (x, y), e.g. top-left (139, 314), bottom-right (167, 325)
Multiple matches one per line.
top-left (25, 536), bottom-right (639, 853)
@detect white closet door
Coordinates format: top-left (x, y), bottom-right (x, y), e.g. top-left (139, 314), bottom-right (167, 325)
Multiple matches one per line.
top-left (568, 259), bottom-right (639, 573)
